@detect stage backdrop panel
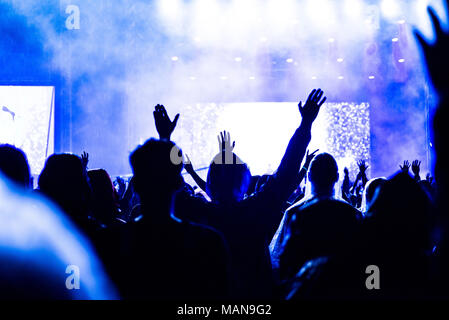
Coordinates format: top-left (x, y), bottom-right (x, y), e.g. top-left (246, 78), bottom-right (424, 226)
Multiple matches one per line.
top-left (0, 86), bottom-right (54, 175)
top-left (173, 102), bottom-right (370, 183)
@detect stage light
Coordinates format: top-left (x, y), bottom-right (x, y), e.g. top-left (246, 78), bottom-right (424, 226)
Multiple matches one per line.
top-left (392, 37), bottom-right (399, 42)
top-left (369, 76), bottom-right (375, 80)
top-left (307, 0), bottom-right (335, 28)
top-left (328, 38), bottom-right (335, 43)
top-left (344, 0), bottom-right (363, 20)
top-left (311, 76), bottom-right (318, 80)
top-left (381, 0), bottom-right (401, 20)
top-left (398, 19), bottom-right (406, 24)
top-left (266, 0), bottom-right (297, 31)
top-left (234, 57), bottom-right (242, 62)
top-left (157, 0), bottom-right (184, 35)
top-left (337, 58), bottom-right (344, 63)
top-left (249, 76), bottom-right (255, 80)
top-left (171, 56), bottom-right (179, 61)
top-left (220, 76), bottom-right (228, 80)
top-left (192, 0), bottom-right (221, 43)
top-left (286, 58), bottom-right (293, 63)
top-left (338, 76), bottom-right (345, 80)
top-left (398, 58), bottom-right (405, 63)
top-left (157, 0), bottom-right (182, 23)
top-left (189, 76), bottom-right (196, 81)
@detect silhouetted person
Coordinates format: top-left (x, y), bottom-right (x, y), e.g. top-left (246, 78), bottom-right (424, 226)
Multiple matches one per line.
top-left (38, 154), bottom-right (92, 230)
top-left (88, 169), bottom-right (121, 227)
top-left (174, 89), bottom-right (327, 299)
top-left (0, 144), bottom-right (31, 188)
top-left (0, 172), bottom-right (117, 299)
top-left (119, 138), bottom-right (229, 299)
top-left (358, 171), bottom-right (433, 298)
top-left (273, 153), bottom-right (362, 284)
top-left (415, 2), bottom-right (449, 296)
top-left (361, 177), bottom-right (387, 215)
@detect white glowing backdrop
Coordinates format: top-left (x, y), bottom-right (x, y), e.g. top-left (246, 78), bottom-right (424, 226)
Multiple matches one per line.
top-left (173, 102), bottom-right (370, 183)
top-left (0, 86), bottom-right (55, 175)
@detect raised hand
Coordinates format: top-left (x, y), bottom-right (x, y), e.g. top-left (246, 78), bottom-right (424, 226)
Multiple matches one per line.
top-left (217, 130), bottom-right (235, 154)
top-left (400, 160), bottom-right (411, 172)
top-left (412, 160), bottom-right (421, 177)
top-left (426, 173), bottom-right (434, 185)
top-left (153, 104), bottom-right (180, 140)
top-left (304, 149), bottom-right (319, 169)
top-left (81, 151), bottom-right (89, 170)
top-left (344, 167), bottom-right (349, 176)
top-left (357, 160), bottom-right (369, 175)
top-left (299, 89), bottom-right (327, 126)
top-left (414, 2), bottom-right (449, 97)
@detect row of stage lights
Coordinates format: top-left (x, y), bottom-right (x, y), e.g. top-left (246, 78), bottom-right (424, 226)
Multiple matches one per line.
top-left (170, 15), bottom-right (407, 73)
top-left (174, 75), bottom-right (379, 81)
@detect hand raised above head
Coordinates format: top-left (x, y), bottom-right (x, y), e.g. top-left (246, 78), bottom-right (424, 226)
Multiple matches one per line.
top-left (412, 160), bottom-right (421, 176)
top-left (81, 151), bottom-right (89, 169)
top-left (400, 160), bottom-right (411, 172)
top-left (304, 149), bottom-right (319, 168)
top-left (299, 89), bottom-right (327, 126)
top-left (153, 104), bottom-right (180, 140)
top-left (217, 130), bottom-right (235, 154)
top-left (426, 173), bottom-right (434, 184)
top-left (415, 2), bottom-right (449, 97)
top-left (357, 160), bottom-right (369, 174)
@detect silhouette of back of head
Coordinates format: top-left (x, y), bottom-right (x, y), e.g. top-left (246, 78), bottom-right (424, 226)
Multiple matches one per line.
top-left (130, 139), bottom-right (184, 208)
top-left (308, 153), bottom-right (339, 195)
top-left (0, 144), bottom-right (31, 188)
top-left (362, 177), bottom-right (387, 212)
top-left (368, 171), bottom-right (431, 249)
top-left (38, 154), bottom-right (90, 222)
top-left (206, 152), bottom-right (251, 203)
top-left (88, 169), bottom-right (119, 224)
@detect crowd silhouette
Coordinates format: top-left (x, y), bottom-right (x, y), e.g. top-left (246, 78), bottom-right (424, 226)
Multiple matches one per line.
top-left (1, 2), bottom-right (449, 300)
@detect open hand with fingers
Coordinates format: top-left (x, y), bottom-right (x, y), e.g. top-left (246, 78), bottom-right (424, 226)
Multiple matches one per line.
top-left (304, 149), bottom-right (319, 169)
top-left (357, 160), bottom-right (369, 175)
top-left (400, 160), bottom-right (411, 173)
top-left (81, 151), bottom-right (89, 170)
top-left (412, 160), bottom-right (421, 178)
top-left (153, 104), bottom-right (180, 140)
top-left (299, 89), bottom-right (327, 126)
top-left (218, 130), bottom-right (235, 154)
top-left (415, 1), bottom-right (449, 97)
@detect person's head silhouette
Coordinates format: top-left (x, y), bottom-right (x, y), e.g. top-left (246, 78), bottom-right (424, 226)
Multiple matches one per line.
top-left (361, 177), bottom-right (387, 213)
top-left (206, 152), bottom-right (251, 204)
top-left (308, 153), bottom-right (339, 197)
top-left (38, 154), bottom-right (91, 223)
top-left (0, 144), bottom-right (31, 188)
top-left (130, 139), bottom-right (184, 214)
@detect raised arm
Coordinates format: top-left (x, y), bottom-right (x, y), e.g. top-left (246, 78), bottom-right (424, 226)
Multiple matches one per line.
top-left (415, 2), bottom-right (449, 99)
top-left (357, 160), bottom-right (369, 187)
top-left (274, 89), bottom-right (326, 199)
top-left (184, 154), bottom-right (207, 193)
top-left (153, 104), bottom-right (180, 140)
top-left (412, 160), bottom-right (422, 181)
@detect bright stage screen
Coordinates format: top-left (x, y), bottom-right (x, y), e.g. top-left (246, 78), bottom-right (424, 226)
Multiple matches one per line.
top-left (0, 86), bottom-right (55, 175)
top-left (173, 102), bottom-right (370, 183)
